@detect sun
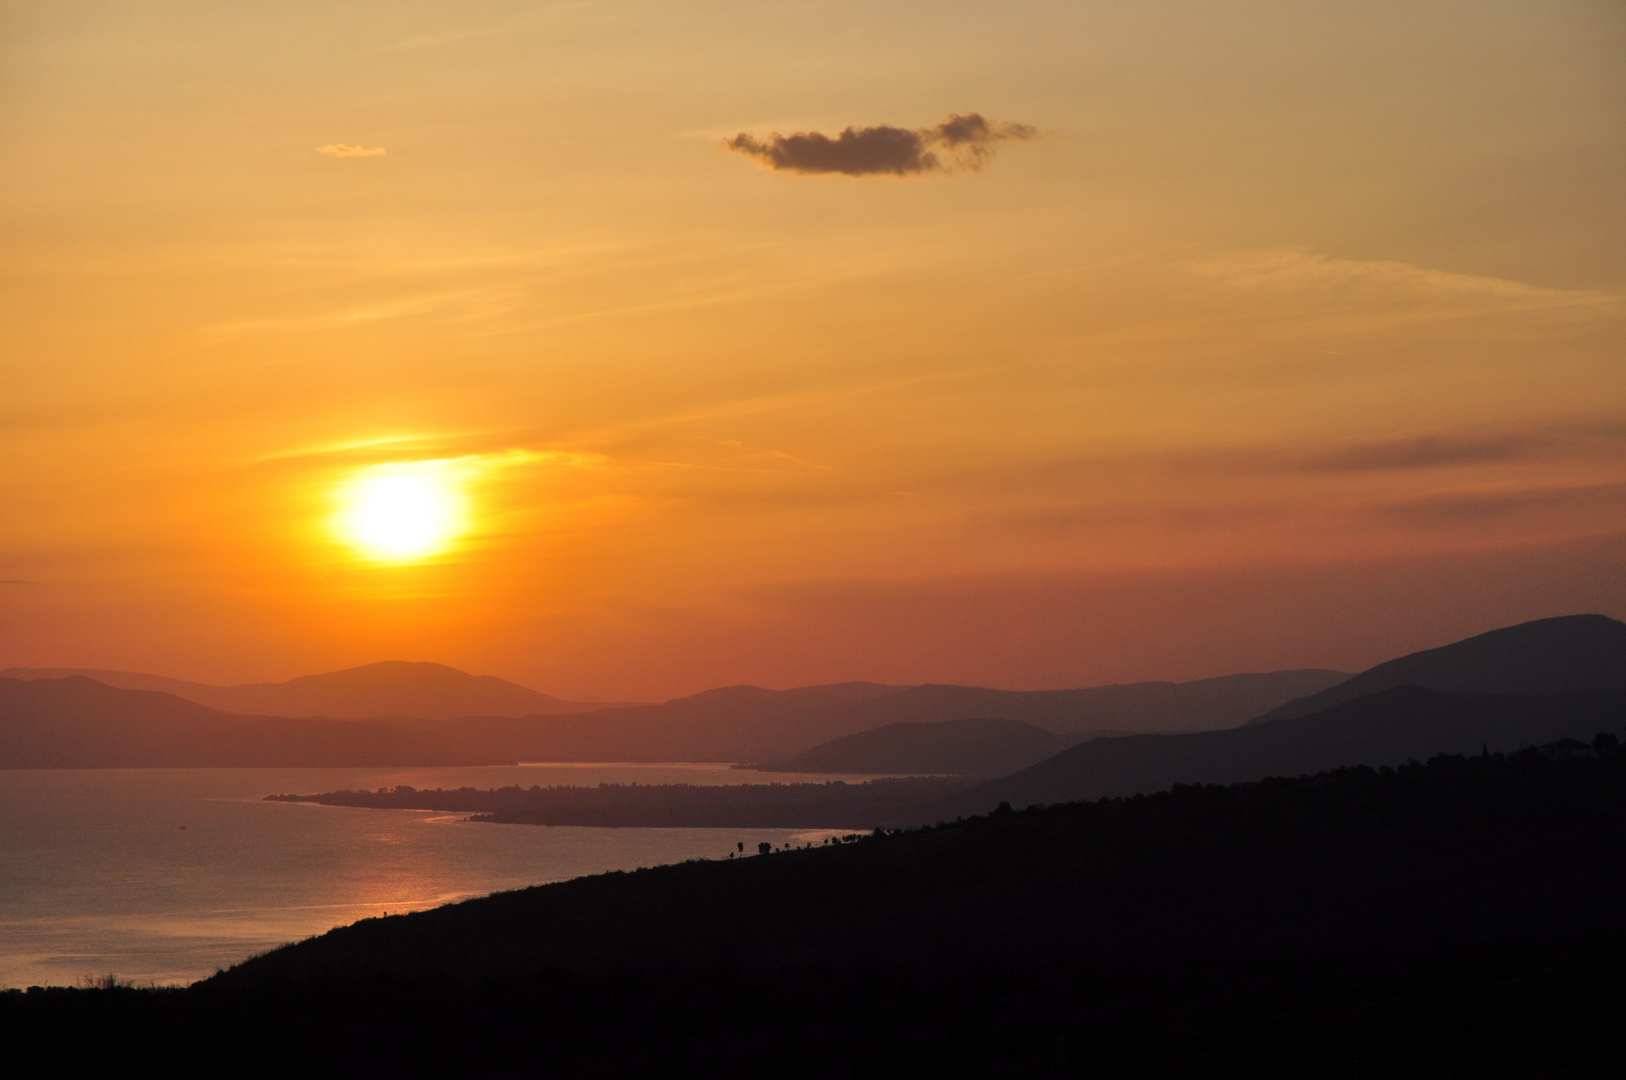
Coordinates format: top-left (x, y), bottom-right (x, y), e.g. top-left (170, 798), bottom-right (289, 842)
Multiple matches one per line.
top-left (335, 461), bottom-right (466, 562)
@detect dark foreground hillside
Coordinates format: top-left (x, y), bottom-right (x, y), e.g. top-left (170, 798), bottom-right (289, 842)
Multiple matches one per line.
top-left (8, 743), bottom-right (1626, 1077)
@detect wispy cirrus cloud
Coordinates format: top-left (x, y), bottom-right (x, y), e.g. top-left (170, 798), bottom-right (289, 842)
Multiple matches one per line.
top-left (249, 435), bottom-right (604, 475)
top-left (1276, 423), bottom-right (1626, 476)
top-left (1294, 433), bottom-right (1549, 473)
top-left (725, 113), bottom-right (1037, 177)
top-left (317, 144), bottom-right (386, 158)
top-left (1378, 480), bottom-right (1626, 527)
top-left (1188, 249), bottom-right (1619, 314)
top-left (933, 422), bottom-right (1626, 498)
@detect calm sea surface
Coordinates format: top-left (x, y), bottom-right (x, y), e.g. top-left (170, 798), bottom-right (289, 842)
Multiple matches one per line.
top-left (0, 764), bottom-right (861, 989)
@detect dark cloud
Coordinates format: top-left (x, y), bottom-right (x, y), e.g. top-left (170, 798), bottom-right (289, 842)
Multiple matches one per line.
top-left (725, 113), bottom-right (1037, 177)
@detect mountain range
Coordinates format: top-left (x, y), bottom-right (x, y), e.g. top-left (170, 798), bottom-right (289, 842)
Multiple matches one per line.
top-left (759, 717), bottom-right (1077, 777)
top-left (1248, 613), bottom-right (1626, 723)
top-left (0, 677), bottom-right (500, 768)
top-left (951, 684), bottom-right (1626, 815)
top-left (0, 667), bottom-right (1346, 769)
top-left (940, 613), bottom-right (1626, 813)
top-left (6, 615), bottom-right (1625, 785)
top-left (0, 661), bottom-right (616, 719)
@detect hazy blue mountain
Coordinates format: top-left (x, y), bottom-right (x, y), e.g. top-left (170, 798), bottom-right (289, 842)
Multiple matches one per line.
top-left (1248, 614), bottom-right (1626, 725)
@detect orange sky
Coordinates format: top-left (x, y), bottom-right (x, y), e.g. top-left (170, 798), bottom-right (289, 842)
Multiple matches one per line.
top-left (3, 2), bottom-right (1624, 699)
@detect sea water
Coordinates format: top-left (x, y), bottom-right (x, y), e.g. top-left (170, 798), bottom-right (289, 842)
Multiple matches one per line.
top-left (0, 763), bottom-right (858, 988)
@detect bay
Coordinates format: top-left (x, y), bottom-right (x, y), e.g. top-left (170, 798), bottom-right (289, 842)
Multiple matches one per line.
top-left (0, 763), bottom-right (862, 989)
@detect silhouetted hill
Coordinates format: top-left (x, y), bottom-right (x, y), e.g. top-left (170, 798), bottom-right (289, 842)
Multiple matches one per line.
top-left (217, 742), bottom-right (1626, 990)
top-left (950, 685), bottom-right (1626, 815)
top-left (758, 717), bottom-right (1075, 776)
top-left (1250, 614), bottom-right (1626, 725)
top-left (0, 677), bottom-right (494, 768)
top-left (0, 662), bottom-right (611, 719)
top-left (17, 746), bottom-right (1621, 1074)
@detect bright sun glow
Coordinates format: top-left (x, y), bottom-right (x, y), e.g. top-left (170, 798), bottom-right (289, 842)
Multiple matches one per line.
top-left (336, 461), bottom-right (466, 562)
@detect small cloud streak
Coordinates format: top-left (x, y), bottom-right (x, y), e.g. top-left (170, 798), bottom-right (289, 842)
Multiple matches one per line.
top-left (1189, 249), bottom-right (1619, 313)
top-left (982, 502), bottom-right (1284, 539)
top-left (725, 113), bottom-right (1036, 177)
top-left (1299, 434), bottom-right (1546, 473)
top-left (1288, 423), bottom-right (1626, 475)
top-left (317, 144), bottom-right (386, 158)
top-left (1378, 481), bottom-right (1626, 527)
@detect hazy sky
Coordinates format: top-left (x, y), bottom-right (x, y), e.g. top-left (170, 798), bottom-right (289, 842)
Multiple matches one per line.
top-left (3, 1), bottom-right (1624, 698)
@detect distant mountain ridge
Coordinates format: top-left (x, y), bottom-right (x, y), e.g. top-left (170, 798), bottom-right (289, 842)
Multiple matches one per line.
top-left (0, 667), bottom-right (1349, 768)
top-left (823, 670), bottom-right (1350, 735)
top-left (394, 668), bottom-right (1351, 763)
top-left (0, 676), bottom-right (497, 768)
top-left (759, 718), bottom-right (1079, 777)
top-left (5, 615), bottom-right (1624, 794)
top-left (0, 664), bottom-right (1346, 739)
top-left (940, 615), bottom-right (1626, 814)
top-left (0, 661), bottom-right (619, 720)
top-left (1249, 614), bottom-right (1626, 725)
top-left (948, 685), bottom-right (1626, 816)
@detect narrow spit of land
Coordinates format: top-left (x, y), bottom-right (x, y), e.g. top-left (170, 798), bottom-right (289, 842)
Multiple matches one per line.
top-left (266, 777), bottom-right (969, 829)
